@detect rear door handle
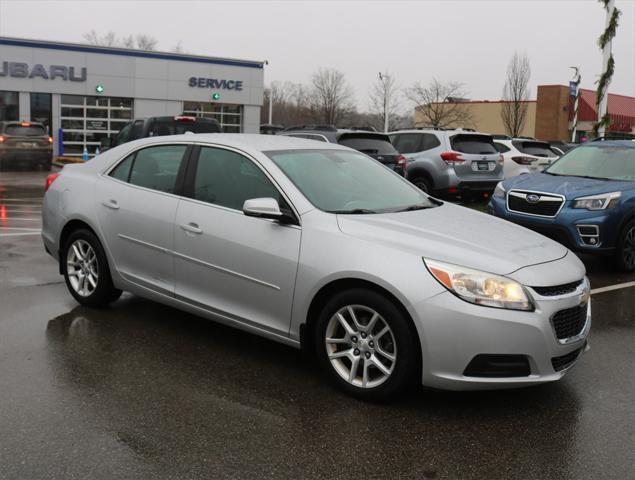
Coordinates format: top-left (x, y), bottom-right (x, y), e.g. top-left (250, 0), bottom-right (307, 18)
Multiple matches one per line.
top-left (180, 222), bottom-right (202, 234)
top-left (102, 200), bottom-right (119, 210)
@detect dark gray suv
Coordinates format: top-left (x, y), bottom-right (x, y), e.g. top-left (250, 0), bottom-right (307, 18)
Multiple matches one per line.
top-left (390, 129), bottom-right (504, 198)
top-left (278, 126), bottom-right (406, 176)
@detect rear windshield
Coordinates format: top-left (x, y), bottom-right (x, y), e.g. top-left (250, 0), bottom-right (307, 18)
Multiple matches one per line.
top-left (5, 125), bottom-right (46, 136)
top-left (149, 119), bottom-right (220, 137)
top-left (450, 134), bottom-right (497, 154)
top-left (512, 140), bottom-right (557, 158)
top-left (338, 134), bottom-right (398, 155)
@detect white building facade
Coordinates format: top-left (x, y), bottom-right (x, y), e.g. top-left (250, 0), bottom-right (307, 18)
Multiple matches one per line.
top-left (0, 37), bottom-right (264, 156)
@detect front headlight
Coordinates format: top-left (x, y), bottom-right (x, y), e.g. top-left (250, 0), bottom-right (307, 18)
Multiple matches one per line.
top-left (424, 259), bottom-right (533, 311)
top-left (493, 182), bottom-right (506, 199)
top-left (573, 191), bottom-right (621, 210)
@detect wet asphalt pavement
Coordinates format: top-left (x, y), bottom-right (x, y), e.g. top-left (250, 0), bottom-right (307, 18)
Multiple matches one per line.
top-left (0, 171), bottom-right (633, 480)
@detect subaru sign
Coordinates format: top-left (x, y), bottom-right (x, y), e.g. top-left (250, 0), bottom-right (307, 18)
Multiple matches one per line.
top-left (0, 61), bottom-right (86, 81)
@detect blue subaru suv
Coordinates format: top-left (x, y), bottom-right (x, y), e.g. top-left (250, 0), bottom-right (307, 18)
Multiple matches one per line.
top-left (488, 140), bottom-right (635, 271)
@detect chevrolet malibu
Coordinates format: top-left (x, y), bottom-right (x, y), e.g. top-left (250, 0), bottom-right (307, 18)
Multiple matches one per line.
top-left (42, 135), bottom-right (590, 400)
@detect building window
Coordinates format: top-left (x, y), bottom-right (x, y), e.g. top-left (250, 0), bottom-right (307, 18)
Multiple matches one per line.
top-left (0, 91), bottom-right (19, 122)
top-left (60, 95), bottom-right (133, 156)
top-left (182, 101), bottom-right (242, 133)
top-left (30, 93), bottom-right (52, 133)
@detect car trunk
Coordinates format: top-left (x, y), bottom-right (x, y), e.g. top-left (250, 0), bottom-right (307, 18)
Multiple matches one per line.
top-left (337, 132), bottom-right (404, 174)
top-left (512, 140), bottom-right (558, 169)
top-left (449, 134), bottom-right (502, 179)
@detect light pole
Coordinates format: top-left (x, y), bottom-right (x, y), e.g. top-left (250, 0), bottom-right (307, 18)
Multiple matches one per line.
top-left (569, 66), bottom-right (581, 142)
top-left (379, 72), bottom-right (389, 133)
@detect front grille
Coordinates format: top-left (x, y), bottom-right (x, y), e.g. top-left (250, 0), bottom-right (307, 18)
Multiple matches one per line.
top-left (551, 343), bottom-right (586, 372)
top-left (507, 191), bottom-right (564, 217)
top-left (552, 304), bottom-right (588, 340)
top-left (533, 279), bottom-right (583, 297)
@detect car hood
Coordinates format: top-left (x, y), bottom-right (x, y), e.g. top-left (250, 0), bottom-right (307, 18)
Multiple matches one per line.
top-left (503, 172), bottom-right (635, 199)
top-left (336, 203), bottom-right (568, 275)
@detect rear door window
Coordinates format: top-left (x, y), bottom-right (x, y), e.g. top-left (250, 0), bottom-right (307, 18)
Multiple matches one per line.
top-left (5, 125), bottom-right (46, 136)
top-left (392, 133), bottom-right (422, 154)
top-left (495, 143), bottom-right (511, 153)
top-left (128, 145), bottom-right (188, 194)
top-left (338, 134), bottom-right (398, 154)
top-left (450, 134), bottom-right (497, 154)
top-left (512, 141), bottom-right (557, 158)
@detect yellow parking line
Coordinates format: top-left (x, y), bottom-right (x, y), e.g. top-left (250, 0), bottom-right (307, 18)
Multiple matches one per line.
top-left (0, 232), bottom-right (42, 237)
top-left (591, 281), bottom-right (635, 295)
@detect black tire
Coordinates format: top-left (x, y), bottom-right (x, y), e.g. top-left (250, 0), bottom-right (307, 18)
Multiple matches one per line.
top-left (314, 288), bottom-right (419, 401)
top-left (62, 228), bottom-right (122, 307)
top-left (411, 176), bottom-right (432, 194)
top-left (615, 219), bottom-right (635, 272)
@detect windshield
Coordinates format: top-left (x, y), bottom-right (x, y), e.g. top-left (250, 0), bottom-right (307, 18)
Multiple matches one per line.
top-left (546, 145), bottom-right (635, 181)
top-left (265, 149), bottom-right (436, 213)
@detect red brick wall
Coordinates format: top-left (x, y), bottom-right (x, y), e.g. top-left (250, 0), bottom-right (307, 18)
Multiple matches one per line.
top-left (535, 85), bottom-right (570, 141)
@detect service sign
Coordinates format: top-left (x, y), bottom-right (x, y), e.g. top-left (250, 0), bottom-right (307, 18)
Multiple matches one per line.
top-left (188, 76), bottom-right (244, 91)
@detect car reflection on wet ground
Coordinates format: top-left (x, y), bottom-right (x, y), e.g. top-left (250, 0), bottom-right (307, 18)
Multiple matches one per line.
top-left (0, 171), bottom-right (633, 479)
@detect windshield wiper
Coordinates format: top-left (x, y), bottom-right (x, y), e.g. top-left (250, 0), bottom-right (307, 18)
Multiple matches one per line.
top-left (394, 203), bottom-right (434, 212)
top-left (327, 208), bottom-right (378, 214)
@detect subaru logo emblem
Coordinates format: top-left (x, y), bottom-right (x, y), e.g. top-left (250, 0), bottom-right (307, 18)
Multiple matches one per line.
top-left (526, 194), bottom-right (541, 203)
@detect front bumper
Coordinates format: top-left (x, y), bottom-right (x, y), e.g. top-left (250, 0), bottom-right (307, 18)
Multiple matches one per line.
top-left (412, 277), bottom-right (591, 390)
top-left (488, 195), bottom-right (619, 254)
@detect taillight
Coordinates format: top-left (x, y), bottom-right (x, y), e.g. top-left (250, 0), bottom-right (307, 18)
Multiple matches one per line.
top-left (511, 156), bottom-right (537, 165)
top-left (498, 153), bottom-right (504, 164)
top-left (48, 136), bottom-right (53, 144)
top-left (45, 173), bottom-right (60, 192)
top-left (440, 151), bottom-right (465, 165)
top-left (396, 154), bottom-right (407, 168)
top-left (0, 135), bottom-right (4, 143)
top-left (174, 115), bottom-right (196, 122)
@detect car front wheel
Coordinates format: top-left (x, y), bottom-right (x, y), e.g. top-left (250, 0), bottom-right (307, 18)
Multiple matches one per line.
top-left (62, 229), bottom-right (122, 306)
top-left (615, 219), bottom-right (635, 272)
top-left (315, 288), bottom-right (418, 400)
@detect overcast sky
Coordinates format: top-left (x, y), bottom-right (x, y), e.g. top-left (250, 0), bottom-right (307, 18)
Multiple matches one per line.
top-left (0, 0), bottom-right (633, 113)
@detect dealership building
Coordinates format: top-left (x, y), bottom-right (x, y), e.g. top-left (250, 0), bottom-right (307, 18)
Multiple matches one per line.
top-left (0, 37), bottom-right (265, 156)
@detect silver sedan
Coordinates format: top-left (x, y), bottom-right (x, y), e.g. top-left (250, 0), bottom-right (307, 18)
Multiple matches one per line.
top-left (42, 134), bottom-right (590, 400)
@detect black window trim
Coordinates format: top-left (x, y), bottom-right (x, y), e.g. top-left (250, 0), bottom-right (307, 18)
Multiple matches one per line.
top-left (182, 143), bottom-right (301, 226)
top-left (104, 142), bottom-right (192, 198)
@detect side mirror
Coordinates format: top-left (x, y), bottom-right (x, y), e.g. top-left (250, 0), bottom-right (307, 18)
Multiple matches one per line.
top-left (100, 137), bottom-right (112, 149)
top-left (243, 197), bottom-right (283, 220)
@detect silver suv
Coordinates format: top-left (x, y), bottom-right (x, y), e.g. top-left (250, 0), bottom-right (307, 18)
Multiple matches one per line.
top-left (389, 129), bottom-right (504, 198)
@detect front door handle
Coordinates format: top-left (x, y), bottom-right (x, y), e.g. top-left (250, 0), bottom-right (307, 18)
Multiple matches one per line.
top-left (102, 199), bottom-right (119, 210)
top-left (180, 222), bottom-right (202, 234)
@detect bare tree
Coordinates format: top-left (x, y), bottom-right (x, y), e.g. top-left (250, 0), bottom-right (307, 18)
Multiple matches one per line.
top-left (82, 31), bottom-right (157, 51)
top-left (405, 79), bottom-right (473, 128)
top-left (261, 81), bottom-right (314, 126)
top-left (135, 34), bottom-right (157, 51)
top-left (309, 68), bottom-right (354, 125)
top-left (172, 41), bottom-right (185, 53)
top-left (501, 52), bottom-right (531, 137)
top-left (369, 72), bottom-right (400, 132)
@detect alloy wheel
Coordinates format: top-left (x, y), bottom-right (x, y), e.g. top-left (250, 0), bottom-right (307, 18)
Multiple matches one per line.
top-left (66, 239), bottom-right (99, 297)
top-left (324, 305), bottom-right (397, 388)
top-left (624, 226), bottom-right (635, 269)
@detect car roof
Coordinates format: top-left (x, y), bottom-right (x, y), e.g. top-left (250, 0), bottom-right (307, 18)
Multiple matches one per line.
top-left (388, 128), bottom-right (492, 137)
top-left (583, 140), bottom-right (635, 148)
top-left (120, 133), bottom-right (353, 152)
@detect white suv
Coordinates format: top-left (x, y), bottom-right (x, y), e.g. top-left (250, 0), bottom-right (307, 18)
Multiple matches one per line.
top-left (494, 138), bottom-right (559, 178)
top-left (390, 129), bottom-right (504, 199)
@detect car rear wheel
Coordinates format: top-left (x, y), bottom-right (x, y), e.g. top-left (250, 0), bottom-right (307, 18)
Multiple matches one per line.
top-left (62, 229), bottom-right (122, 306)
top-left (314, 288), bottom-right (418, 400)
top-left (615, 220), bottom-right (635, 272)
top-left (411, 176), bottom-right (431, 194)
